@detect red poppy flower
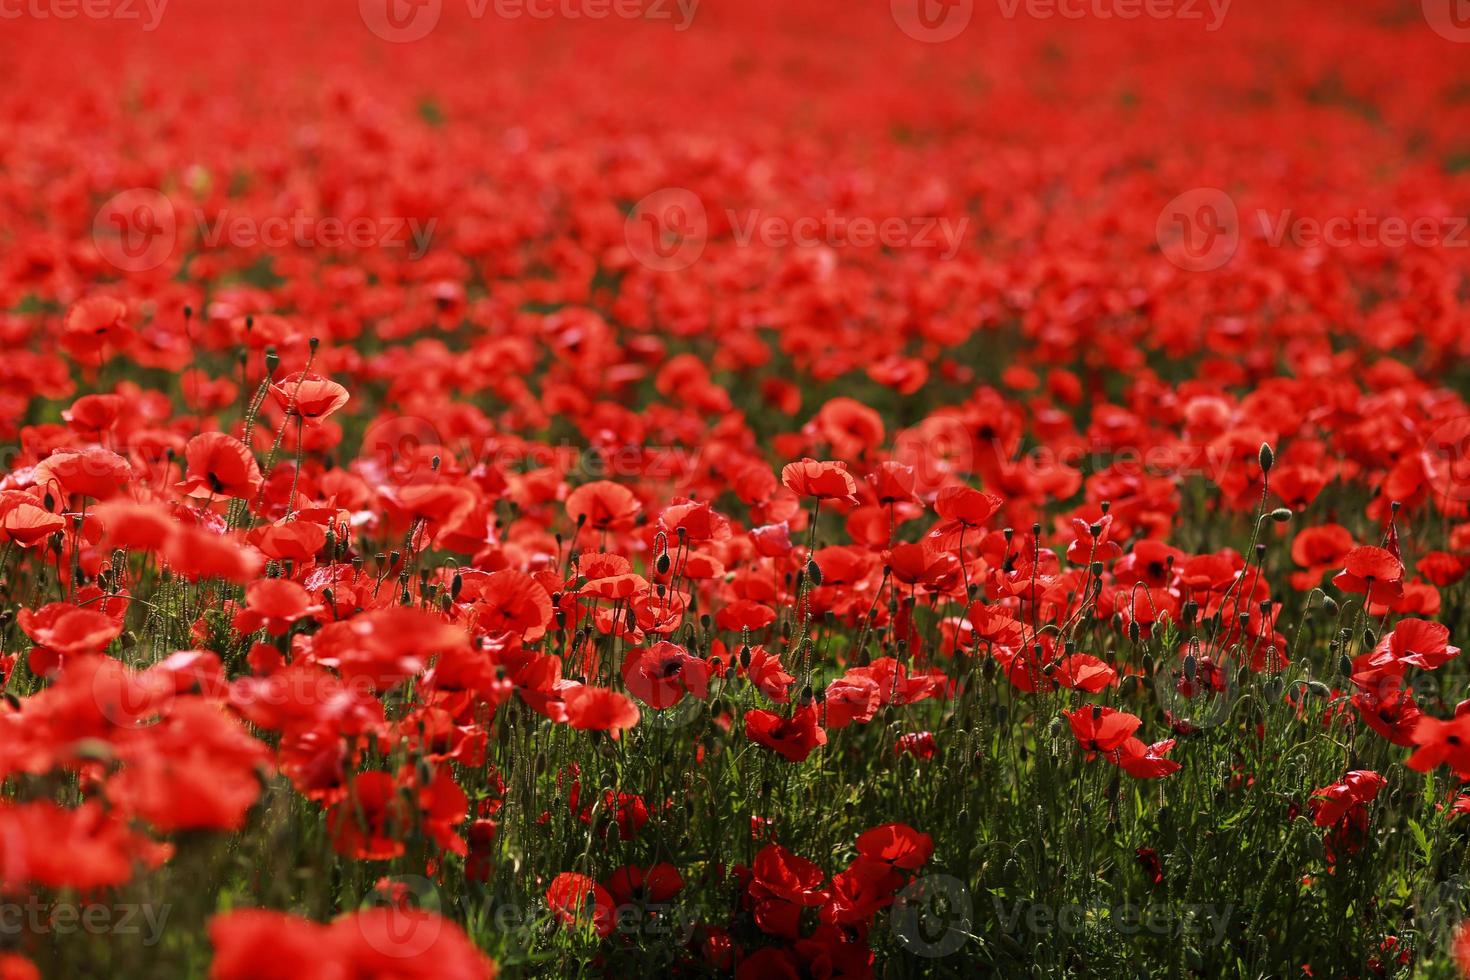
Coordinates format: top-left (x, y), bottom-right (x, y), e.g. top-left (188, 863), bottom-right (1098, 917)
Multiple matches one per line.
top-left (33, 447), bottom-right (132, 500)
top-left (747, 843), bottom-right (827, 939)
top-left (1407, 714), bottom-right (1470, 778)
top-left (622, 641), bottom-right (710, 709)
top-left (18, 601), bottom-right (122, 661)
top-left (0, 493), bottom-right (64, 547)
top-left (746, 704), bottom-right (827, 762)
top-left (604, 862), bottom-right (684, 908)
top-left (233, 578), bottom-right (318, 635)
top-left (565, 480), bottom-right (640, 531)
top-left (61, 296), bottom-right (130, 359)
top-left (474, 570), bottom-right (554, 641)
top-left (0, 955), bottom-right (39, 980)
top-left (560, 683), bottom-right (641, 732)
top-left (1309, 770), bottom-right (1386, 827)
top-left (270, 372), bottom-right (350, 423)
top-left (248, 519), bottom-right (327, 562)
top-left (855, 823), bottom-right (934, 870)
top-left (178, 432), bottom-right (264, 500)
top-left (1332, 546), bottom-right (1404, 606)
top-left (1113, 737), bottom-right (1182, 779)
top-left (1066, 706), bottom-right (1142, 755)
top-left (780, 458), bottom-right (858, 503)
top-left (546, 872), bottom-right (615, 938)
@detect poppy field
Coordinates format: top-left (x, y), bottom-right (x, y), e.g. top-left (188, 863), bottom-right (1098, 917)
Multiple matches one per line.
top-left (6, 0), bottom-right (1470, 977)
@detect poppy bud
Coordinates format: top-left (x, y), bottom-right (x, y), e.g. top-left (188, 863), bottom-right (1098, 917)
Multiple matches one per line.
top-left (1363, 627), bottom-right (1376, 648)
top-left (1258, 442), bottom-right (1274, 473)
top-left (1183, 654), bottom-right (1197, 682)
top-left (1128, 621), bottom-right (1140, 643)
top-left (321, 587), bottom-right (334, 607)
top-left (1321, 594), bottom-right (1338, 617)
top-left (656, 552), bottom-right (671, 575)
top-left (805, 559), bottom-right (822, 585)
top-left (1268, 507), bottom-right (1292, 523)
top-left (1090, 561), bottom-right (1104, 576)
top-left (264, 347), bottom-right (278, 372)
top-left (1338, 654), bottom-right (1352, 677)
